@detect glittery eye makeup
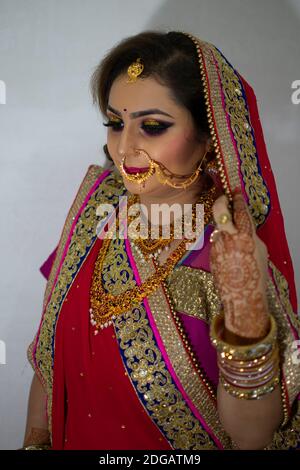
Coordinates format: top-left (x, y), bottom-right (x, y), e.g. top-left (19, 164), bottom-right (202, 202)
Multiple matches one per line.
top-left (103, 118), bottom-right (174, 136)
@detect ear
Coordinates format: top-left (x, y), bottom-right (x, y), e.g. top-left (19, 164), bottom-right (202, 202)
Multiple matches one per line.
top-left (205, 137), bottom-right (214, 153)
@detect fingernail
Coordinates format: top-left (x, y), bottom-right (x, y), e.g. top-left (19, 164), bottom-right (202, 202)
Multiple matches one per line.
top-left (233, 187), bottom-right (242, 196)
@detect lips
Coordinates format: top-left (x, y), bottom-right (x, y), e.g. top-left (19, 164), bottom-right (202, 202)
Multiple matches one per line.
top-left (124, 164), bottom-right (149, 174)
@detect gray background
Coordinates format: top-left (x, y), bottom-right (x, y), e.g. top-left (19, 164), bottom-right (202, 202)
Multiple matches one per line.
top-left (0, 0), bottom-right (299, 450)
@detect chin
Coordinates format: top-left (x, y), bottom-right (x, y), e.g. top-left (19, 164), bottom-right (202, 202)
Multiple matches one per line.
top-left (121, 176), bottom-right (156, 194)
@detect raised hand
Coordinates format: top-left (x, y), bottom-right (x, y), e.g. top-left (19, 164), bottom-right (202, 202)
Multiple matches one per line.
top-left (209, 190), bottom-right (270, 339)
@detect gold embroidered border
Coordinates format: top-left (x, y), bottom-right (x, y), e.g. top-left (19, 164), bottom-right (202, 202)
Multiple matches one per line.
top-left (268, 262), bottom-right (300, 406)
top-left (127, 240), bottom-right (232, 448)
top-left (197, 39), bottom-right (269, 226)
top-left (163, 257), bottom-right (300, 404)
top-left (200, 42), bottom-right (240, 190)
top-left (258, 267), bottom-right (300, 449)
top-left (165, 261), bottom-right (300, 448)
top-left (269, 261), bottom-right (300, 337)
top-left (265, 395), bottom-right (300, 449)
top-left (27, 165), bottom-right (106, 393)
top-left (127, 237), bottom-right (300, 449)
top-left (165, 265), bottom-right (221, 322)
top-left (29, 166), bottom-right (125, 441)
top-left (29, 165), bottom-right (107, 430)
top-left (102, 237), bottom-right (219, 449)
top-left (212, 45), bottom-right (270, 226)
top-left (41, 165), bottom-right (105, 313)
top-left (156, 250), bottom-right (300, 432)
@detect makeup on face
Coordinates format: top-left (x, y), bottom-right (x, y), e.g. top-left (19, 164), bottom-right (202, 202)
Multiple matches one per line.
top-left (104, 75), bottom-right (206, 196)
top-left (103, 106), bottom-right (175, 138)
top-left (106, 104), bottom-right (175, 119)
top-left (123, 165), bottom-right (149, 174)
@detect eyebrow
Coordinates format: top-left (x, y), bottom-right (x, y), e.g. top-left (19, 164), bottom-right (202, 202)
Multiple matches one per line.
top-left (107, 104), bottom-right (174, 119)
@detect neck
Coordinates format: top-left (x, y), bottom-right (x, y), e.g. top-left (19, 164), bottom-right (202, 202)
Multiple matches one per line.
top-left (137, 178), bottom-right (205, 227)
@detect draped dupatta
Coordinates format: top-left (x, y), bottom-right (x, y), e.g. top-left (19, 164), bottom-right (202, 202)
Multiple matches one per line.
top-left (28, 37), bottom-right (300, 450)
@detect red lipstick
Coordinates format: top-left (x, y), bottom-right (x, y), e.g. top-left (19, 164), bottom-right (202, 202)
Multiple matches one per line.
top-left (124, 165), bottom-right (149, 174)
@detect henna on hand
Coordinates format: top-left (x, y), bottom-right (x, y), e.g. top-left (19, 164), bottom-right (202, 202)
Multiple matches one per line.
top-left (210, 191), bottom-right (270, 339)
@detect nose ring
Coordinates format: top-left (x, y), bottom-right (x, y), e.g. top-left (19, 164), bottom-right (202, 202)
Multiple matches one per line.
top-left (119, 149), bottom-right (156, 183)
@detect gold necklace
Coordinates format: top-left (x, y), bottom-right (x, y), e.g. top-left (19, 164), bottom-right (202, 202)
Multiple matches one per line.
top-left (130, 188), bottom-right (216, 260)
top-left (89, 187), bottom-right (216, 333)
top-left (128, 193), bottom-right (183, 260)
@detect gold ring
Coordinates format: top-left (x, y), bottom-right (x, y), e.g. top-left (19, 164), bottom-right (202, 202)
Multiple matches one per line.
top-left (216, 213), bottom-right (232, 225)
top-left (209, 228), bottom-right (220, 243)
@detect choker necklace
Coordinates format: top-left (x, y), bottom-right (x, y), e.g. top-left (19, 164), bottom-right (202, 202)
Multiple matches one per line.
top-left (129, 189), bottom-right (216, 261)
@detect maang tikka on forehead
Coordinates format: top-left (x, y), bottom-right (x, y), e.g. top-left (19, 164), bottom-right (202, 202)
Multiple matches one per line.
top-left (126, 58), bottom-right (144, 83)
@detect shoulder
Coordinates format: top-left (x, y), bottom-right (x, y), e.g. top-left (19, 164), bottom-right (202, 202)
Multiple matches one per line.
top-left (38, 164), bottom-right (108, 280)
top-left (72, 164), bottom-right (116, 203)
top-left (82, 163), bottom-right (109, 185)
top-left (82, 163), bottom-right (121, 189)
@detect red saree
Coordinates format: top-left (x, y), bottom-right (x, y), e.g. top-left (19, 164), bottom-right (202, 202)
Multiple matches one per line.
top-left (49, 222), bottom-right (222, 450)
top-left (39, 204), bottom-right (222, 450)
top-left (27, 37), bottom-right (300, 450)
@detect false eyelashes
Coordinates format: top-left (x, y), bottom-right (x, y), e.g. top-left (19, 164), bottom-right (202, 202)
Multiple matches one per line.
top-left (103, 120), bottom-right (174, 136)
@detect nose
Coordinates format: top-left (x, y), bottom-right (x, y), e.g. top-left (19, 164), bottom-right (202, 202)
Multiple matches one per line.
top-left (117, 125), bottom-right (137, 161)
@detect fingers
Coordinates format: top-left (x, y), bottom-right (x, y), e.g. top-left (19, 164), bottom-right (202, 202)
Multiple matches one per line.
top-left (212, 190), bottom-right (255, 238)
top-left (212, 194), bottom-right (237, 235)
top-left (232, 191), bottom-right (255, 235)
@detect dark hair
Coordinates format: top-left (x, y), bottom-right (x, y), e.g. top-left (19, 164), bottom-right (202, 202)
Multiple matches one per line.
top-left (90, 30), bottom-right (214, 184)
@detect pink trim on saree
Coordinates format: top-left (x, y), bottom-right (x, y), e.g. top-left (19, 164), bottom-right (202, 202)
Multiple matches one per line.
top-left (40, 247), bottom-right (58, 280)
top-left (32, 168), bottom-right (112, 369)
top-left (210, 50), bottom-right (246, 196)
top-left (124, 236), bottom-right (224, 449)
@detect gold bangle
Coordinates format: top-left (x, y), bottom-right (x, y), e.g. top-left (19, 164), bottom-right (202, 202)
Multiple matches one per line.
top-left (218, 354), bottom-right (280, 387)
top-left (217, 343), bottom-right (276, 369)
top-left (219, 371), bottom-right (280, 400)
top-left (210, 311), bottom-right (277, 360)
top-left (217, 344), bottom-right (280, 379)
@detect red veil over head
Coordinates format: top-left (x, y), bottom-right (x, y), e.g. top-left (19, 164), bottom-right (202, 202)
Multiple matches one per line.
top-left (182, 33), bottom-right (297, 314)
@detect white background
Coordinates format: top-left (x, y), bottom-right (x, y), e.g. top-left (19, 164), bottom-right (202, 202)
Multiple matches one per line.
top-left (0, 0), bottom-right (299, 449)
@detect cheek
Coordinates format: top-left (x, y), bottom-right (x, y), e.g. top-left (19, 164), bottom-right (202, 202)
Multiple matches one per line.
top-left (157, 135), bottom-right (196, 168)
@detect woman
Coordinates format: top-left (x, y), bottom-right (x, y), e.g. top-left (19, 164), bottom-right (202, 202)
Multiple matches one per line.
top-left (23, 30), bottom-right (300, 450)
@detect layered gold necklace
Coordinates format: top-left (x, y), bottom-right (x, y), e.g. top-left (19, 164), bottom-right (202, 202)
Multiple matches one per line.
top-left (89, 186), bottom-right (217, 333)
top-left (129, 193), bottom-right (193, 261)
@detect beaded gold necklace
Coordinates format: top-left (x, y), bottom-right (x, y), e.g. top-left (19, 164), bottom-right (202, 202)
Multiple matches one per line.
top-left (89, 186), bottom-right (216, 333)
top-left (128, 193), bottom-right (197, 261)
top-left (130, 187), bottom-right (216, 261)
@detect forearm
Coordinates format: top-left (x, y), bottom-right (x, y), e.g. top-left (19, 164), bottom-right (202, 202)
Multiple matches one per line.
top-left (23, 373), bottom-right (50, 447)
top-left (217, 380), bottom-right (283, 449)
top-left (212, 314), bottom-right (283, 449)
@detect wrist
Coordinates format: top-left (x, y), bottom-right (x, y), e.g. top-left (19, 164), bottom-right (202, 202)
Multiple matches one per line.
top-left (223, 316), bottom-right (271, 345)
top-left (210, 311), bottom-right (280, 400)
top-left (223, 302), bottom-right (271, 340)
